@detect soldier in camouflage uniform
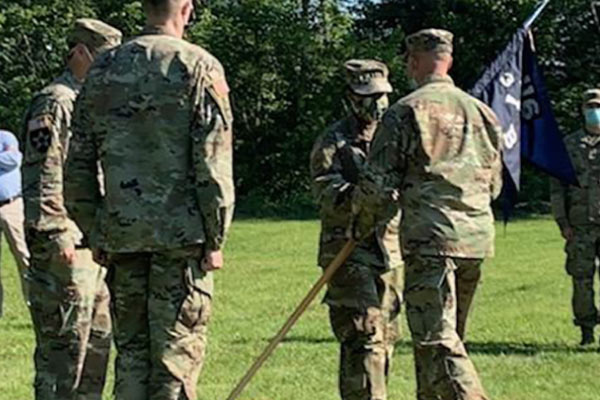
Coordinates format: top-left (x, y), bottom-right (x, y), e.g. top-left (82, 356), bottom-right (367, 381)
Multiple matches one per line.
top-left (310, 60), bottom-right (403, 400)
top-left (550, 89), bottom-right (600, 346)
top-left (64, 1), bottom-right (234, 399)
top-left (22, 19), bottom-right (121, 400)
top-left (353, 29), bottom-right (503, 400)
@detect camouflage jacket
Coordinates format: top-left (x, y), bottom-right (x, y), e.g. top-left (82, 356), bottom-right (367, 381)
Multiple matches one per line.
top-left (356, 75), bottom-right (503, 258)
top-left (22, 69), bottom-right (83, 250)
top-left (310, 115), bottom-right (403, 270)
top-left (551, 129), bottom-right (600, 229)
top-left (65, 26), bottom-right (235, 253)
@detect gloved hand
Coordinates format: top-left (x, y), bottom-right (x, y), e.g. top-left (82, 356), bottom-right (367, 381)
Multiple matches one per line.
top-left (339, 146), bottom-right (363, 185)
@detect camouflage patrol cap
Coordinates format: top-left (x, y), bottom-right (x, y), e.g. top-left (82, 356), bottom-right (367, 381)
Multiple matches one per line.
top-left (583, 89), bottom-right (600, 106)
top-left (68, 18), bottom-right (122, 54)
top-left (405, 28), bottom-right (453, 54)
top-left (344, 59), bottom-right (393, 96)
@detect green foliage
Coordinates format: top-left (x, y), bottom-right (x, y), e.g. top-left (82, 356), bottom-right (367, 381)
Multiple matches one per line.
top-left (189, 0), bottom-right (356, 199)
top-left (353, 0), bottom-right (600, 207)
top-left (0, 0), bottom-right (95, 135)
top-left (1, 0), bottom-right (599, 212)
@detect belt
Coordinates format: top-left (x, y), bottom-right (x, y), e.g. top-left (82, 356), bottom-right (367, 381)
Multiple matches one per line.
top-left (0, 195), bottom-right (21, 207)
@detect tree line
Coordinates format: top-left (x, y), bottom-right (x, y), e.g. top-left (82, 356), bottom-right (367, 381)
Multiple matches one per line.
top-left (1, 0), bottom-right (598, 215)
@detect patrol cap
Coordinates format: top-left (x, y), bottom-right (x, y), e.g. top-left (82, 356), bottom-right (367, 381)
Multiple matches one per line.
top-left (405, 28), bottom-right (453, 55)
top-left (583, 89), bottom-right (600, 107)
top-left (68, 18), bottom-right (122, 54)
top-left (344, 59), bottom-right (393, 96)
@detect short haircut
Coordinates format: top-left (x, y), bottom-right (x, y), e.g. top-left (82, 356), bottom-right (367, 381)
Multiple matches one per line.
top-left (143, 0), bottom-right (183, 17)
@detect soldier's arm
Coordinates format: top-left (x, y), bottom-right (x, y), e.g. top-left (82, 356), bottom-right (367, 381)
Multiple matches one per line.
top-left (64, 85), bottom-right (101, 240)
top-left (309, 133), bottom-right (354, 214)
top-left (487, 112), bottom-right (504, 200)
top-left (25, 96), bottom-right (75, 250)
top-left (550, 177), bottom-right (570, 231)
top-left (353, 107), bottom-right (409, 236)
top-left (190, 63), bottom-right (235, 252)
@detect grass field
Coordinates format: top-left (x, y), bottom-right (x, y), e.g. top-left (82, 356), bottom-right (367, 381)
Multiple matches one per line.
top-left (1, 217), bottom-right (599, 400)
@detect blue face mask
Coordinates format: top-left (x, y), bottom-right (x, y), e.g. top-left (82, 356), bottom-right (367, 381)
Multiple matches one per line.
top-left (585, 108), bottom-right (600, 128)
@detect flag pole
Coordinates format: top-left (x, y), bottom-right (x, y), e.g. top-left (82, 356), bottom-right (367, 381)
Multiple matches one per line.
top-left (225, 239), bottom-right (357, 400)
top-left (592, 1), bottom-right (600, 33)
top-left (524, 0), bottom-right (552, 30)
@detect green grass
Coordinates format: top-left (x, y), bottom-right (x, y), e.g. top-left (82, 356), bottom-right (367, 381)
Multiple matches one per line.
top-left (1, 217), bottom-right (599, 400)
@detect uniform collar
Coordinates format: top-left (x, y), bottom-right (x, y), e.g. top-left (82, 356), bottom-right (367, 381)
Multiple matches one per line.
top-left (60, 69), bottom-right (83, 93)
top-left (582, 129), bottom-right (600, 146)
top-left (142, 25), bottom-right (175, 36)
top-left (418, 73), bottom-right (454, 88)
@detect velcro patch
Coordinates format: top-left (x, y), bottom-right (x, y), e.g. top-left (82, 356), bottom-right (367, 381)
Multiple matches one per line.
top-left (213, 78), bottom-right (230, 98)
top-left (209, 70), bottom-right (230, 98)
top-left (27, 115), bottom-right (52, 133)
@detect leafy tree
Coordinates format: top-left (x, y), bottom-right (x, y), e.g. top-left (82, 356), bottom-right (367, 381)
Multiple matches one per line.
top-left (1, 0), bottom-right (599, 213)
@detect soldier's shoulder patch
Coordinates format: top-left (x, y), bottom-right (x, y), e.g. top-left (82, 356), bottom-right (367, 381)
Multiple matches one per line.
top-left (209, 70), bottom-right (230, 98)
top-left (27, 115), bottom-right (52, 133)
top-left (29, 129), bottom-right (52, 153)
top-left (27, 115), bottom-right (53, 153)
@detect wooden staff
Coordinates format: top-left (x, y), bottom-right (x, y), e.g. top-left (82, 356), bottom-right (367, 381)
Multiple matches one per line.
top-left (225, 239), bottom-right (357, 400)
top-left (592, 1), bottom-right (600, 33)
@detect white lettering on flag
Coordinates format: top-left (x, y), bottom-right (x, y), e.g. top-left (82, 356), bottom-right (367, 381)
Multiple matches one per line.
top-left (505, 124), bottom-right (518, 149)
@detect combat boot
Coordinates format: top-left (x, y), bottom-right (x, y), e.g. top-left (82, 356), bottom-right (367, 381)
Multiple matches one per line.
top-left (580, 327), bottom-right (594, 346)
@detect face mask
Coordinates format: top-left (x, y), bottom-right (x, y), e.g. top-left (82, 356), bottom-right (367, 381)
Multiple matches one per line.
top-left (585, 108), bottom-right (600, 129)
top-left (349, 94), bottom-right (389, 123)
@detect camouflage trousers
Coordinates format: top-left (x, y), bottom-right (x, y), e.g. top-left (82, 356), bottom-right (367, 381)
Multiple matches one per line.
top-left (26, 233), bottom-right (111, 400)
top-left (325, 261), bottom-right (403, 400)
top-left (106, 246), bottom-right (212, 400)
top-left (564, 225), bottom-right (600, 328)
top-left (455, 262), bottom-right (482, 341)
top-left (404, 255), bottom-right (488, 400)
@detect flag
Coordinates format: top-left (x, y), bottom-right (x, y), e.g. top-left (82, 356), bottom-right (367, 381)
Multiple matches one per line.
top-left (520, 33), bottom-right (577, 186)
top-left (471, 28), bottom-right (527, 191)
top-left (470, 9), bottom-right (577, 215)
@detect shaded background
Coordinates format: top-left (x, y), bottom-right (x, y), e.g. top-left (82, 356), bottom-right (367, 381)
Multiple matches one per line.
top-left (1, 0), bottom-right (598, 216)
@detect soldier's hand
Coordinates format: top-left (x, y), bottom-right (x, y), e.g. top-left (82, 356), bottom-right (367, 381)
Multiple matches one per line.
top-left (61, 246), bottom-right (77, 265)
top-left (349, 211), bottom-right (375, 241)
top-left (339, 146), bottom-right (362, 184)
top-left (561, 226), bottom-right (574, 242)
top-left (202, 250), bottom-right (224, 271)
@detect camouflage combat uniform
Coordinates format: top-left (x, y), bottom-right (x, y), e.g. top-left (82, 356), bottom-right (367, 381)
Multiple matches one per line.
top-left (354, 30), bottom-right (503, 400)
top-left (311, 60), bottom-right (403, 400)
top-left (65, 25), bottom-right (234, 400)
top-left (22, 19), bottom-right (121, 400)
top-left (551, 90), bottom-right (600, 335)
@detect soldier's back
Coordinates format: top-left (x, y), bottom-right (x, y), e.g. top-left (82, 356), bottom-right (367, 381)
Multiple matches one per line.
top-left (80, 33), bottom-right (227, 252)
top-left (394, 75), bottom-right (501, 258)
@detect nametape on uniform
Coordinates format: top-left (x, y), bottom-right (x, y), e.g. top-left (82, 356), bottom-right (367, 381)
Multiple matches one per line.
top-left (28, 115), bottom-right (52, 132)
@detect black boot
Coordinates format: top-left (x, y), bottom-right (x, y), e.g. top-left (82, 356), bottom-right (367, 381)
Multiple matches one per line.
top-left (580, 327), bottom-right (594, 346)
